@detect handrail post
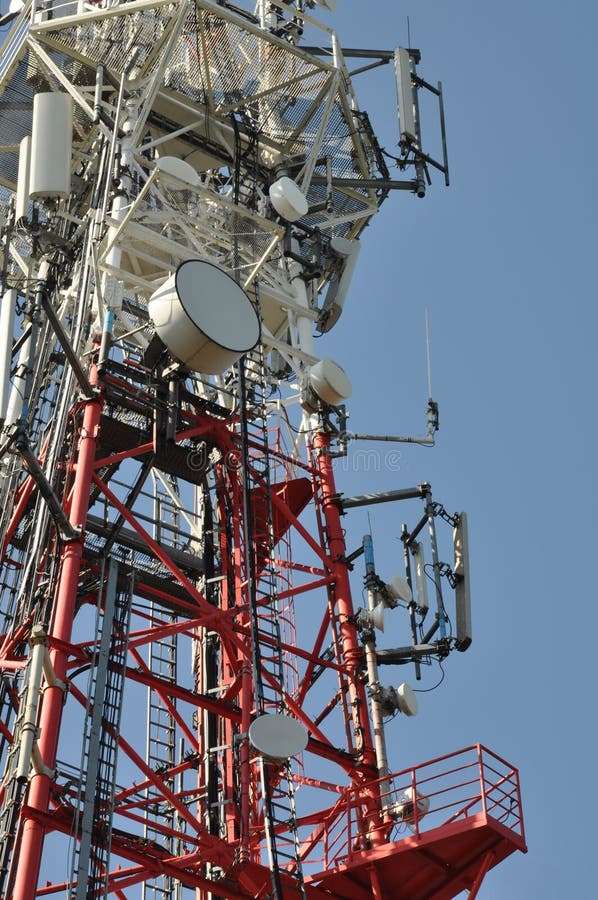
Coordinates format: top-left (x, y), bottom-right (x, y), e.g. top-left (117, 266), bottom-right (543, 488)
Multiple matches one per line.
top-left (477, 744), bottom-right (488, 818)
top-left (516, 767), bottom-right (526, 846)
top-left (412, 767), bottom-right (420, 837)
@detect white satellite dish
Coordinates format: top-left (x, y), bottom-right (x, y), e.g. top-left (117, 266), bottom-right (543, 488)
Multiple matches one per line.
top-left (356, 604), bottom-right (385, 633)
top-left (369, 603), bottom-right (385, 632)
top-left (149, 260), bottom-right (260, 374)
top-left (249, 714), bottom-right (309, 763)
top-left (396, 682), bottom-right (418, 717)
top-left (309, 358), bottom-right (352, 406)
top-left (155, 156), bottom-right (200, 188)
top-left (391, 786), bottom-right (430, 824)
top-left (385, 575), bottom-right (413, 606)
top-left (269, 176), bottom-right (309, 222)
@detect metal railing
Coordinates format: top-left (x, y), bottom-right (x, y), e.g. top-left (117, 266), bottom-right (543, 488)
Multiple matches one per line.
top-left (298, 744), bottom-right (525, 872)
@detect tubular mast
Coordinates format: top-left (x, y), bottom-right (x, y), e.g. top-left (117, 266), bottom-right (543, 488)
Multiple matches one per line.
top-left (0, 2), bottom-right (525, 898)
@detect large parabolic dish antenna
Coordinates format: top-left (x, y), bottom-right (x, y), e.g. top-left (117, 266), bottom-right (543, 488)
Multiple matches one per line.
top-left (149, 259), bottom-right (261, 374)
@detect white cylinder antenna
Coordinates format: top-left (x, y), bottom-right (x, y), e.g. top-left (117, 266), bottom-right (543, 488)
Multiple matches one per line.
top-left (29, 92), bottom-right (73, 200)
top-left (0, 290), bottom-right (17, 423)
top-left (15, 135), bottom-right (31, 220)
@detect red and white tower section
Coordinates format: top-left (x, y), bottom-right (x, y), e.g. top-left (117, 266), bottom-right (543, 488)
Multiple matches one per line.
top-left (0, 1), bottom-right (525, 897)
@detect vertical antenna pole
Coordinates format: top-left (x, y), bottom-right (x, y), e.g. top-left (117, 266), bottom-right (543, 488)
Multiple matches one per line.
top-left (401, 524), bottom-right (422, 680)
top-left (424, 489), bottom-right (447, 641)
top-left (425, 309), bottom-right (439, 440)
top-left (0, 289), bottom-right (17, 425)
top-left (313, 430), bottom-right (384, 846)
top-left (362, 535), bottom-right (391, 795)
top-left (438, 81), bottom-right (450, 186)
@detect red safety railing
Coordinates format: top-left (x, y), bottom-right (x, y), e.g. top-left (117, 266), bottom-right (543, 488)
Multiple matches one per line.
top-left (299, 744), bottom-right (525, 872)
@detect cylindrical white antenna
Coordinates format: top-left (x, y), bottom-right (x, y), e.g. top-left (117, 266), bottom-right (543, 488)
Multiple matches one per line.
top-left (15, 136), bottom-right (31, 221)
top-left (2, 331), bottom-right (29, 431)
top-left (0, 289), bottom-right (17, 424)
top-left (29, 93), bottom-right (72, 200)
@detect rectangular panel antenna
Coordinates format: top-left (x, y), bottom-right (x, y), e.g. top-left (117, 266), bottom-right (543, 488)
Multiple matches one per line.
top-left (453, 512), bottom-right (472, 651)
top-left (412, 541), bottom-right (429, 614)
top-left (394, 47), bottom-right (418, 146)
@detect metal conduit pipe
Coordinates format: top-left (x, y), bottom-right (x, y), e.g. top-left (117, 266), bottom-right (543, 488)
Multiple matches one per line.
top-left (15, 626), bottom-right (48, 783)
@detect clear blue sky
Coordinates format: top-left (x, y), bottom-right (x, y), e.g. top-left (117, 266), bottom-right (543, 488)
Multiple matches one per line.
top-left (318, 1), bottom-right (597, 897)
top-left (1, 1), bottom-right (596, 897)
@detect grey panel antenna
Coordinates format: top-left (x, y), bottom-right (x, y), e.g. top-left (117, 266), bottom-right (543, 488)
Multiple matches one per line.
top-left (453, 512), bottom-right (472, 650)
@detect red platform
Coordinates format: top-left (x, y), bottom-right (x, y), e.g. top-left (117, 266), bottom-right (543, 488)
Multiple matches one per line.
top-left (305, 744), bottom-right (526, 900)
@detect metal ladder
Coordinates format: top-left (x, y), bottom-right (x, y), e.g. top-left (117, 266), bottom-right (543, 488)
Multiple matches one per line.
top-left (142, 474), bottom-right (181, 900)
top-left (0, 670), bottom-right (30, 898)
top-left (239, 350), bottom-right (307, 900)
top-left (69, 559), bottom-right (132, 900)
top-left (142, 616), bottom-right (178, 900)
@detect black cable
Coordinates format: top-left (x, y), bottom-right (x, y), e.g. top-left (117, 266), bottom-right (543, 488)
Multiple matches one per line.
top-left (413, 658), bottom-right (445, 693)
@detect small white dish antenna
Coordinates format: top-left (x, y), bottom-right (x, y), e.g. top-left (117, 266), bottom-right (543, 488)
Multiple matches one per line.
top-left (249, 714), bottom-right (309, 763)
top-left (391, 786), bottom-right (430, 824)
top-left (155, 156), bottom-right (200, 188)
top-left (379, 682), bottom-right (418, 717)
top-left (385, 575), bottom-right (413, 606)
top-left (149, 260), bottom-right (260, 374)
top-left (309, 358), bottom-right (352, 406)
top-left (370, 603), bottom-right (385, 632)
top-left (357, 603), bottom-right (385, 633)
top-left (396, 682), bottom-right (418, 717)
top-left (269, 176), bottom-right (309, 222)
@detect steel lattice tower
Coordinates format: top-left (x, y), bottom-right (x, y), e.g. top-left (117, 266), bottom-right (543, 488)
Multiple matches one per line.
top-left (0, 2), bottom-right (526, 898)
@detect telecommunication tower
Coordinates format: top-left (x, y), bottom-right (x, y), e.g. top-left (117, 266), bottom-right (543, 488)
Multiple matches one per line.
top-left (0, 1), bottom-right (526, 898)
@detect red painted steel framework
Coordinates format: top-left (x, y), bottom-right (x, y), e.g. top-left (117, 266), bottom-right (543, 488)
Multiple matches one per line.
top-left (0, 1), bottom-right (526, 897)
top-left (0, 357), bottom-right (526, 897)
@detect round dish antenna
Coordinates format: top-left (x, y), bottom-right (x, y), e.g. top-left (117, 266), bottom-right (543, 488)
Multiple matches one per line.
top-left (155, 156), bottom-right (200, 188)
top-left (309, 358), bottom-right (352, 406)
top-left (379, 682), bottom-right (418, 717)
top-left (149, 260), bottom-right (260, 374)
top-left (269, 176), bottom-right (309, 222)
top-left (396, 682), bottom-right (418, 717)
top-left (391, 786), bottom-right (430, 824)
top-left (385, 575), bottom-right (413, 606)
top-left (249, 714), bottom-right (309, 763)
